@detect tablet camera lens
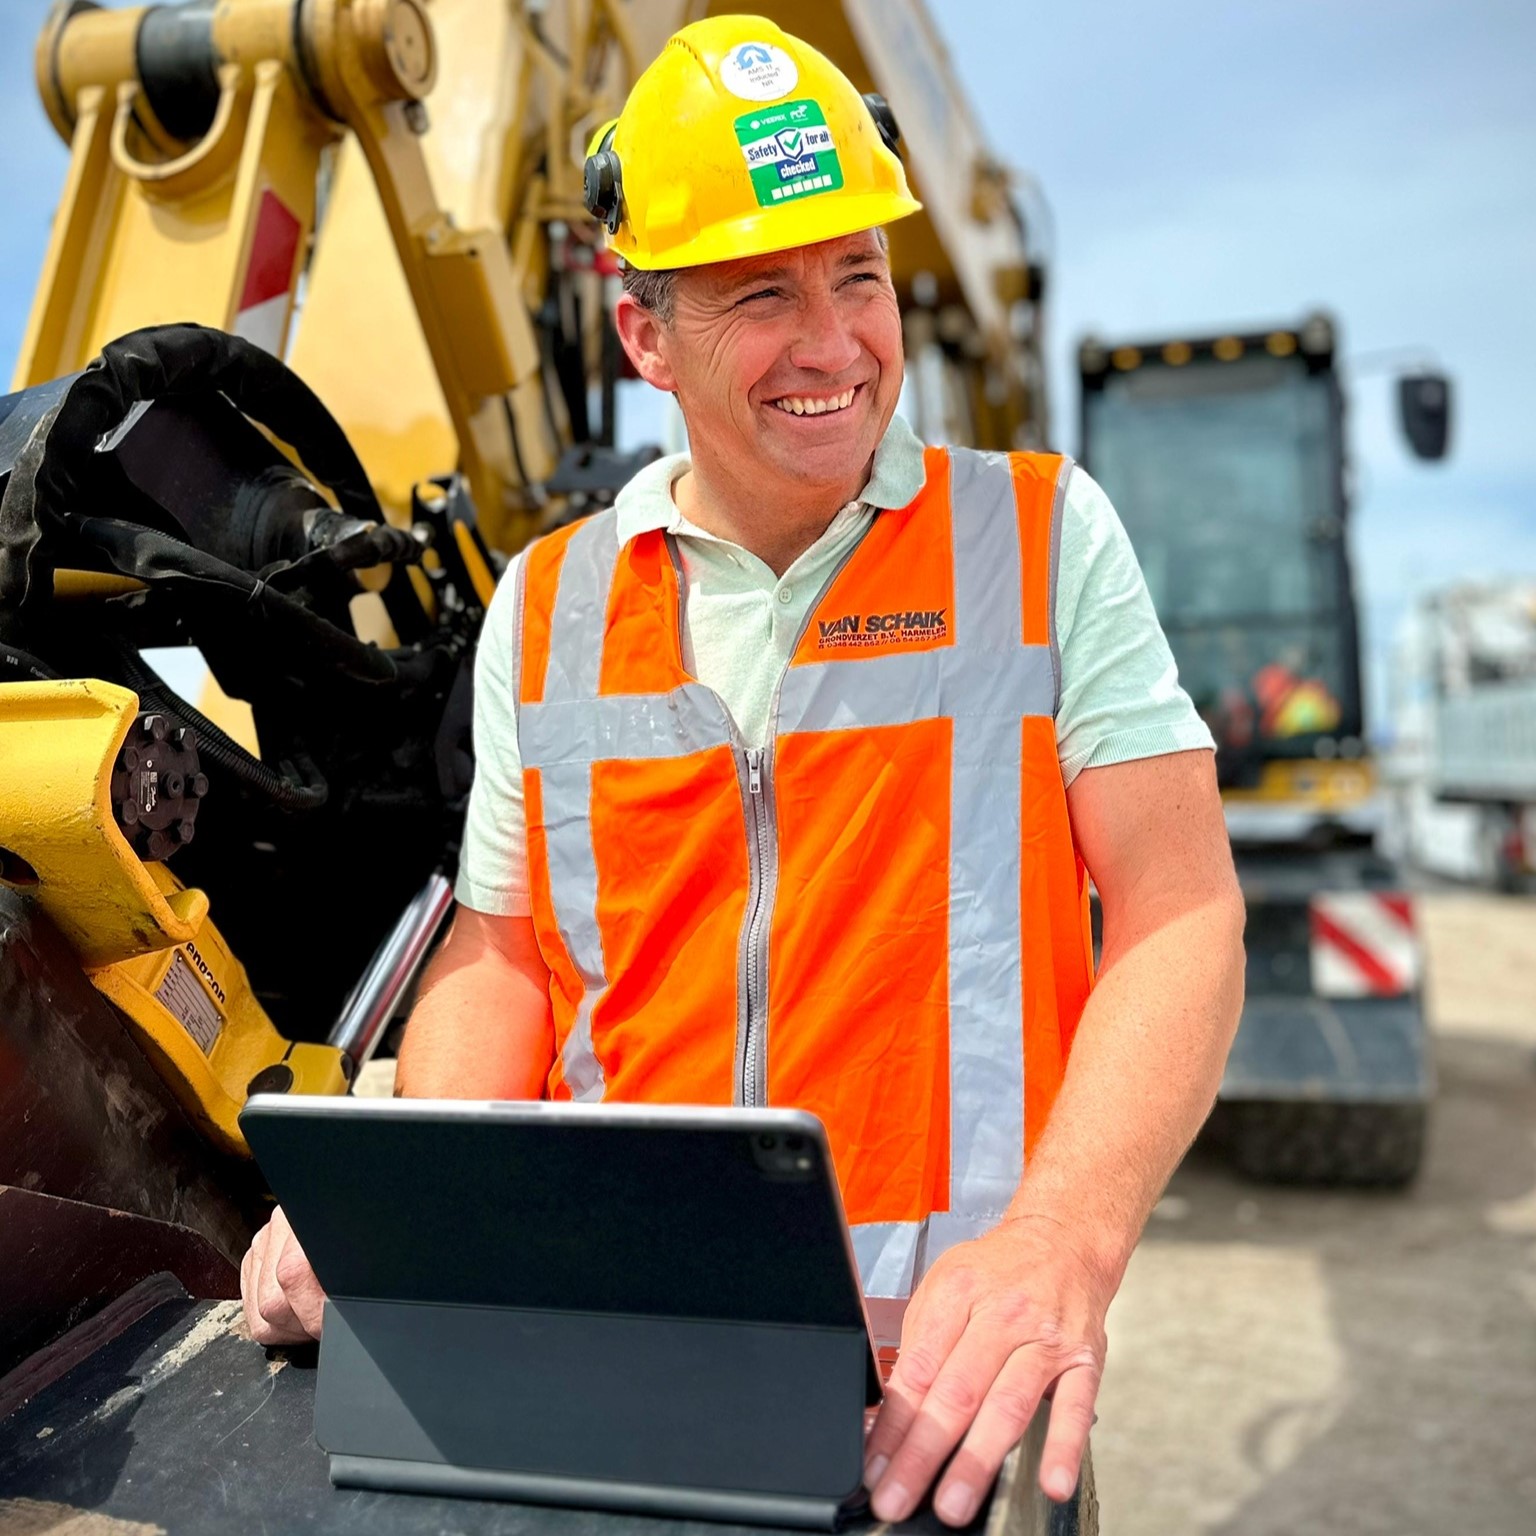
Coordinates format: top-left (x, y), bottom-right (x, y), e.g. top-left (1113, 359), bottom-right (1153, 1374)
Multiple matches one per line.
top-left (759, 1134), bottom-right (777, 1150)
top-left (785, 1134), bottom-right (804, 1152)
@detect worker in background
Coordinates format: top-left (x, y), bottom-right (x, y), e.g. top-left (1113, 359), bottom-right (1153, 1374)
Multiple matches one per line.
top-left (242, 17), bottom-right (1245, 1523)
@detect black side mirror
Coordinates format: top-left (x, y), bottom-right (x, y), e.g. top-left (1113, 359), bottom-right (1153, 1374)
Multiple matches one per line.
top-left (1398, 372), bottom-right (1452, 461)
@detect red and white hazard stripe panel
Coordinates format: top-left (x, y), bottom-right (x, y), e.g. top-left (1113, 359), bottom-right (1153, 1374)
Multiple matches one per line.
top-left (1309, 892), bottom-right (1419, 998)
top-left (234, 190), bottom-right (301, 357)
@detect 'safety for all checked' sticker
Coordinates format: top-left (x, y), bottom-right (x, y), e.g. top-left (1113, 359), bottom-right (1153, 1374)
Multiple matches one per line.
top-left (719, 40), bottom-right (799, 101)
top-left (734, 100), bottom-right (844, 208)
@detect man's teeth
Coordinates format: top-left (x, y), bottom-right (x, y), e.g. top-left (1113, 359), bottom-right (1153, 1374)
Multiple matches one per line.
top-left (771, 388), bottom-right (857, 416)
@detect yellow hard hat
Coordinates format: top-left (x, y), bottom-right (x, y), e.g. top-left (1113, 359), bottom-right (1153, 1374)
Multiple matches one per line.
top-left (583, 15), bottom-right (922, 271)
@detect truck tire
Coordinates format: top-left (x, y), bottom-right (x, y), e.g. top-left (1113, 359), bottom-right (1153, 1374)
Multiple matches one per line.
top-left (1227, 1100), bottom-right (1427, 1187)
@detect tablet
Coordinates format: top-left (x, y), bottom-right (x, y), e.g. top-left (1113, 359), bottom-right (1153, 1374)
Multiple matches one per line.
top-left (240, 1096), bottom-right (881, 1528)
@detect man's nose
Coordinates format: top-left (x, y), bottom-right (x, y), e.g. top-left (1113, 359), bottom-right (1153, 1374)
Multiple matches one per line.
top-left (786, 292), bottom-right (861, 375)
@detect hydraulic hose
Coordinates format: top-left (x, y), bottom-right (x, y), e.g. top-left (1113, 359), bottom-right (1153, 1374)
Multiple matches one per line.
top-left (113, 645), bottom-right (328, 812)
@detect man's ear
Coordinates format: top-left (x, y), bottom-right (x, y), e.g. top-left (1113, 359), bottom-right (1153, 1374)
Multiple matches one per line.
top-left (614, 293), bottom-right (678, 393)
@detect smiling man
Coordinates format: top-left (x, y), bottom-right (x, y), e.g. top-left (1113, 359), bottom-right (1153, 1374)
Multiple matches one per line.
top-left (241, 15), bottom-right (1244, 1525)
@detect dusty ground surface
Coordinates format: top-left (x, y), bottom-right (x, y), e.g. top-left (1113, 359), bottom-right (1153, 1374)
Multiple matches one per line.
top-left (1092, 891), bottom-right (1536, 1534)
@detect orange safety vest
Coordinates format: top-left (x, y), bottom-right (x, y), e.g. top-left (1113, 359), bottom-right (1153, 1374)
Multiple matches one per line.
top-left (514, 447), bottom-right (1095, 1295)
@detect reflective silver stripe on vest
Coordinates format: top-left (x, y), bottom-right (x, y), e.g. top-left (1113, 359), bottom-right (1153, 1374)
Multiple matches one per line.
top-left (830, 450), bottom-right (1074, 1297)
top-left (543, 515), bottom-right (619, 704)
top-left (521, 684), bottom-right (736, 768)
top-left (533, 514), bottom-right (621, 1099)
top-left (1047, 452), bottom-right (1070, 714)
top-left (777, 647), bottom-right (1053, 735)
top-left (851, 1220), bottom-right (922, 1300)
top-left (852, 1210), bottom-right (1013, 1299)
top-left (946, 448), bottom-right (1030, 1225)
top-left (540, 758), bottom-right (606, 1101)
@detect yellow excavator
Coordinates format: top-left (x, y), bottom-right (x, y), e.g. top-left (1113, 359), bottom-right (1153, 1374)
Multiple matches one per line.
top-left (0, 0), bottom-right (1049, 1373)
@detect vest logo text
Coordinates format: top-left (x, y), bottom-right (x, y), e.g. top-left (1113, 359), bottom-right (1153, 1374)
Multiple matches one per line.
top-left (816, 609), bottom-right (948, 649)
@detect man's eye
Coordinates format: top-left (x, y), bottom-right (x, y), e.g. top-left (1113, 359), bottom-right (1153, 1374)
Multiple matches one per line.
top-left (844, 271), bottom-right (880, 286)
top-left (739, 288), bottom-right (781, 305)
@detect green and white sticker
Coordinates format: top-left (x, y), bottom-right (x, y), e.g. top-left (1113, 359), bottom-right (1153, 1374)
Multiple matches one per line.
top-left (734, 100), bottom-right (843, 209)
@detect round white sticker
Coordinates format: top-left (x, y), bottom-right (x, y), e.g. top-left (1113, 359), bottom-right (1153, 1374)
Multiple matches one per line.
top-left (719, 41), bottom-right (799, 103)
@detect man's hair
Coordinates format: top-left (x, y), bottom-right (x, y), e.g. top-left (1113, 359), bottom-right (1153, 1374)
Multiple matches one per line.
top-left (619, 228), bottom-right (890, 328)
top-left (620, 263), bottom-right (680, 325)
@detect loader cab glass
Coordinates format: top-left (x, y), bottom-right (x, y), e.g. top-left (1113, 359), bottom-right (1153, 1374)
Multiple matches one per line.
top-left (1081, 346), bottom-right (1360, 775)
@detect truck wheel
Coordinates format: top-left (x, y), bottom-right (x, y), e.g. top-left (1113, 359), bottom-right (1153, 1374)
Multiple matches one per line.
top-left (1227, 1100), bottom-right (1427, 1187)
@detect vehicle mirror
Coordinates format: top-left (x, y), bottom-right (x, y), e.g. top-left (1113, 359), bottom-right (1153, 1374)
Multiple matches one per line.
top-left (1398, 372), bottom-right (1452, 461)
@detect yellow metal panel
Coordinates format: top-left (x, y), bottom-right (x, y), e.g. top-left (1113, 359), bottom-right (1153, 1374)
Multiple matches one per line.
top-left (52, 570), bottom-right (146, 599)
top-left (14, 58), bottom-right (333, 388)
top-left (92, 871), bottom-right (351, 1156)
top-left (0, 679), bottom-right (203, 967)
top-left (424, 228), bottom-right (539, 397)
top-left (1223, 760), bottom-right (1378, 811)
top-left (285, 138), bottom-right (457, 519)
top-left (193, 671), bottom-right (261, 758)
top-left (0, 679), bottom-right (348, 1154)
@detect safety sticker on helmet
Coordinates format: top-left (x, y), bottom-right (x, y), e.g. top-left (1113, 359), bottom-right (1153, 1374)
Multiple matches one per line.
top-left (734, 101), bottom-right (844, 208)
top-left (719, 41), bottom-right (799, 102)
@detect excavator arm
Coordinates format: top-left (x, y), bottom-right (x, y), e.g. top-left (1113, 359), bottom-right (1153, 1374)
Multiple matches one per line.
top-left (20, 1), bottom-right (1047, 545)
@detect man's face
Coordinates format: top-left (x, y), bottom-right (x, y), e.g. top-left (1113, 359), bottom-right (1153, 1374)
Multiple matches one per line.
top-left (636, 230), bottom-right (904, 495)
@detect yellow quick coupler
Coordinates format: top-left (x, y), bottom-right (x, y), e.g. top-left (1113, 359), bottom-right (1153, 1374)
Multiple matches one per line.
top-left (0, 678), bottom-right (349, 1154)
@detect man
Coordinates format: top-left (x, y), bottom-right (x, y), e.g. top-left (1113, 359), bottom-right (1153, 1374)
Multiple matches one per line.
top-left (242, 16), bottom-right (1245, 1526)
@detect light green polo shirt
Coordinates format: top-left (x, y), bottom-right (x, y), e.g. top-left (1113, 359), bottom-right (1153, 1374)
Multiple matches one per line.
top-left (456, 415), bottom-right (1213, 917)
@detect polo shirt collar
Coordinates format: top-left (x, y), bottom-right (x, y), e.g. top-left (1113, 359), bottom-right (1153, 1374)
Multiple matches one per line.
top-left (612, 411), bottom-right (927, 546)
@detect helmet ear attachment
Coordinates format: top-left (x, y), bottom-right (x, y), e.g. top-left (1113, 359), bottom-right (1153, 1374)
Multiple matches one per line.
top-left (583, 120), bottom-right (624, 234)
top-left (862, 93), bottom-right (902, 155)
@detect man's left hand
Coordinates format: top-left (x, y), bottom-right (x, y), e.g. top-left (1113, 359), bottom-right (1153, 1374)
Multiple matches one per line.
top-left (862, 1216), bottom-right (1112, 1527)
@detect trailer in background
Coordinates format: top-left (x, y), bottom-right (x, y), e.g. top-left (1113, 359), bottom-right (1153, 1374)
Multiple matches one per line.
top-left (1386, 583), bottom-right (1536, 890)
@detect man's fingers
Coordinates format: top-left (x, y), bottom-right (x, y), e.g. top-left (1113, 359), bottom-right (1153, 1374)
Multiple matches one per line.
top-left (868, 1326), bottom-right (1014, 1523)
top-left (1038, 1361), bottom-right (1101, 1503)
top-left (931, 1350), bottom-right (1054, 1526)
top-left (253, 1261), bottom-right (303, 1344)
top-left (274, 1238), bottom-right (327, 1339)
top-left (239, 1239), bottom-right (263, 1340)
top-left (241, 1223), bottom-right (293, 1344)
top-left (246, 1212), bottom-right (307, 1346)
top-left (863, 1291), bottom-right (968, 1487)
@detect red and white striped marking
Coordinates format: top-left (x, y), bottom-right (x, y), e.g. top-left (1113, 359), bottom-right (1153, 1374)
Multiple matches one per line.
top-left (1310, 892), bottom-right (1419, 998)
top-left (233, 189), bottom-right (301, 357)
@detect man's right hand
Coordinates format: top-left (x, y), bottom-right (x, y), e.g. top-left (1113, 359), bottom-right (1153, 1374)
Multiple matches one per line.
top-left (240, 1205), bottom-right (327, 1345)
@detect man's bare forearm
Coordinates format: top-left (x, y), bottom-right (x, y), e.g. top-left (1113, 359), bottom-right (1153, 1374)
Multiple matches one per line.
top-left (865, 753), bottom-right (1242, 1521)
top-left (394, 909), bottom-right (555, 1099)
top-left (1005, 889), bottom-right (1246, 1282)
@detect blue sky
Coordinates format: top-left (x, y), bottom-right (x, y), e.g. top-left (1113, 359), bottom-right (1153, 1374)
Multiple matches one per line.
top-left (3, 1), bottom-right (1533, 733)
top-left (927, 0), bottom-right (1536, 732)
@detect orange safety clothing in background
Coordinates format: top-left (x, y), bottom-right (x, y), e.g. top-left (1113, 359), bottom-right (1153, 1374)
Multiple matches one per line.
top-left (514, 449), bottom-right (1095, 1296)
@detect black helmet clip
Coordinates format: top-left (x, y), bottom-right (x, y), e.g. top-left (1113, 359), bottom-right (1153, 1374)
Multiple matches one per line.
top-left (862, 93), bottom-right (902, 155)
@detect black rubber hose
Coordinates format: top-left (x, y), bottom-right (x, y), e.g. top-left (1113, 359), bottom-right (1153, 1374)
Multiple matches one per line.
top-left (113, 646), bottom-right (328, 812)
top-left (38, 324), bottom-right (384, 531)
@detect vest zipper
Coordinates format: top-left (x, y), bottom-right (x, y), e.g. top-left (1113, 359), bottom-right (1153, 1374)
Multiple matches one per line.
top-left (726, 523), bottom-right (871, 1108)
top-left (740, 746), bottom-right (773, 1106)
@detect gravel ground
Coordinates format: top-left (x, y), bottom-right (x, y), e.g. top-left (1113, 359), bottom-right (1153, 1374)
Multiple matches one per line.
top-left (1092, 891), bottom-right (1536, 1534)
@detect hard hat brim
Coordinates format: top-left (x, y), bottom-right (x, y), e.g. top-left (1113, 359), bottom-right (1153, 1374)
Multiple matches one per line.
top-left (615, 189), bottom-right (924, 273)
